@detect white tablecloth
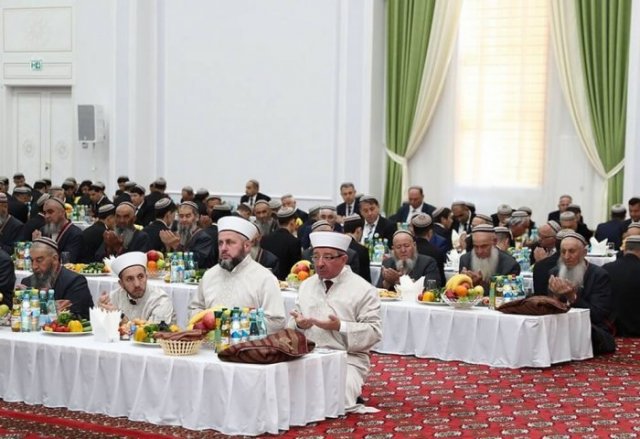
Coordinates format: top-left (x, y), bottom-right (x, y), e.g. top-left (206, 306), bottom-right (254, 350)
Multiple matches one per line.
top-left (0, 329), bottom-right (346, 435)
top-left (282, 291), bottom-right (592, 368)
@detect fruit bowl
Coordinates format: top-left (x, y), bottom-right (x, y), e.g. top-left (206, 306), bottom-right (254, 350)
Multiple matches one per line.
top-left (441, 286), bottom-right (484, 309)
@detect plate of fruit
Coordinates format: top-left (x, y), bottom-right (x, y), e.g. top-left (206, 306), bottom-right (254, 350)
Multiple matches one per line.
top-left (65, 262), bottom-right (110, 276)
top-left (441, 274), bottom-right (484, 309)
top-left (416, 288), bottom-right (447, 305)
top-left (378, 289), bottom-right (402, 301)
top-left (130, 320), bottom-right (179, 345)
top-left (42, 311), bottom-right (93, 334)
top-left (285, 260), bottom-right (314, 291)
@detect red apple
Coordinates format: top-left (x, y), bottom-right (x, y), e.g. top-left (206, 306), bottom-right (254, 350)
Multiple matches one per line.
top-left (147, 250), bottom-right (159, 262)
top-left (202, 312), bottom-right (216, 331)
top-left (194, 321), bottom-right (207, 331)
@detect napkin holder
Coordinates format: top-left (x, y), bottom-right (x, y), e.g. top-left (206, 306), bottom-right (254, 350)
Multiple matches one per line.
top-left (90, 307), bottom-right (121, 343)
top-left (589, 237), bottom-right (608, 256)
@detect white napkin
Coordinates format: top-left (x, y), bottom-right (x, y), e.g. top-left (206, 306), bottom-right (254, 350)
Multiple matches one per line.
top-left (589, 237), bottom-right (608, 255)
top-left (451, 229), bottom-right (461, 250)
top-left (103, 256), bottom-right (117, 277)
top-left (394, 275), bottom-right (425, 298)
top-left (446, 250), bottom-right (463, 270)
top-left (90, 307), bottom-right (121, 342)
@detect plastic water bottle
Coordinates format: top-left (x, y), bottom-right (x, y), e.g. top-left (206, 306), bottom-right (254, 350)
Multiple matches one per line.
top-left (240, 308), bottom-right (250, 342)
top-left (230, 309), bottom-right (242, 345)
top-left (47, 289), bottom-right (57, 321)
top-left (373, 239), bottom-right (385, 263)
top-left (30, 291), bottom-right (41, 331)
top-left (256, 308), bottom-right (267, 339)
top-left (170, 254), bottom-right (180, 283)
top-left (39, 290), bottom-right (49, 326)
top-left (249, 310), bottom-right (260, 341)
top-left (21, 290), bottom-right (31, 332)
top-left (23, 246), bottom-right (32, 272)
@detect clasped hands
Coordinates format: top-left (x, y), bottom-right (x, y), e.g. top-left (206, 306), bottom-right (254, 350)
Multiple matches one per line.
top-left (289, 310), bottom-right (340, 331)
top-left (159, 230), bottom-right (180, 250)
top-left (103, 231), bottom-right (124, 254)
top-left (380, 266), bottom-right (401, 288)
top-left (548, 275), bottom-right (578, 303)
top-left (98, 291), bottom-right (117, 312)
top-left (461, 268), bottom-right (483, 286)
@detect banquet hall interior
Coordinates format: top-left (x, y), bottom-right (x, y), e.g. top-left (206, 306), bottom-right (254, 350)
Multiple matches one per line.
top-left (1, 0), bottom-right (640, 437)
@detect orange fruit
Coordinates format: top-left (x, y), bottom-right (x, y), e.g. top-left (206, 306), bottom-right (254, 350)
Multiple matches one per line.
top-left (422, 291), bottom-right (435, 302)
top-left (297, 271), bottom-right (310, 281)
top-left (454, 285), bottom-right (468, 297)
top-left (147, 260), bottom-right (157, 272)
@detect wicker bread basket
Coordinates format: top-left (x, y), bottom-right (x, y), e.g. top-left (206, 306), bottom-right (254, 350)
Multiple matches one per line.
top-left (158, 339), bottom-right (203, 356)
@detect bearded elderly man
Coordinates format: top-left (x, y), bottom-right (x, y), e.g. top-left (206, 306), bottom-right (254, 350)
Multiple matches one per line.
top-left (160, 201), bottom-right (215, 269)
top-left (19, 238), bottom-right (94, 319)
top-left (96, 202), bottom-right (150, 259)
top-left (459, 224), bottom-right (520, 291)
top-left (98, 252), bottom-right (175, 324)
top-left (253, 200), bottom-right (278, 237)
top-left (33, 197), bottom-right (83, 263)
top-left (0, 192), bottom-right (24, 254)
top-left (546, 232), bottom-right (615, 355)
top-left (378, 230), bottom-right (442, 290)
top-left (188, 216), bottom-right (285, 333)
top-left (289, 231), bottom-right (381, 413)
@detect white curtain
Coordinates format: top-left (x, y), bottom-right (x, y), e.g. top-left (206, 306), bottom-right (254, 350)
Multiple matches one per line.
top-left (549, 0), bottom-right (623, 221)
top-left (388, 0), bottom-right (462, 197)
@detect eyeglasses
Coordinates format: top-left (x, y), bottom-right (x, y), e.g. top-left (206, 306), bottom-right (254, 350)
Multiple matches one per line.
top-left (311, 254), bottom-right (343, 262)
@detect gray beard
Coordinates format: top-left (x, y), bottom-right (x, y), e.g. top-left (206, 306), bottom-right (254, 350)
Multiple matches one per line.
top-left (471, 247), bottom-right (500, 282)
top-left (255, 219), bottom-right (274, 236)
top-left (116, 227), bottom-right (135, 249)
top-left (557, 260), bottom-right (586, 288)
top-left (178, 224), bottom-right (195, 247)
top-left (43, 222), bottom-right (62, 238)
top-left (32, 266), bottom-right (57, 289)
top-left (396, 255), bottom-right (417, 275)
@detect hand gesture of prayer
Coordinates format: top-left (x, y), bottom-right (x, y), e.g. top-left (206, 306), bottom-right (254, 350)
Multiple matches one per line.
top-left (533, 247), bottom-right (548, 262)
top-left (56, 300), bottom-right (72, 313)
top-left (290, 310), bottom-right (341, 332)
top-left (103, 230), bottom-right (124, 255)
top-left (381, 266), bottom-right (401, 288)
top-left (98, 291), bottom-right (116, 312)
top-left (159, 230), bottom-right (180, 250)
top-left (32, 229), bottom-right (42, 240)
top-left (548, 275), bottom-right (578, 304)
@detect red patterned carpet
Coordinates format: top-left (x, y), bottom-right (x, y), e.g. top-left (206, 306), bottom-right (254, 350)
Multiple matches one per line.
top-left (1, 339), bottom-right (639, 438)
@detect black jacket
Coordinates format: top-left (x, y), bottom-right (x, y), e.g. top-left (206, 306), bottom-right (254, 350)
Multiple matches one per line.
top-left (81, 221), bottom-right (107, 263)
top-left (603, 253), bottom-right (640, 336)
top-left (260, 228), bottom-right (302, 280)
top-left (22, 267), bottom-right (94, 319)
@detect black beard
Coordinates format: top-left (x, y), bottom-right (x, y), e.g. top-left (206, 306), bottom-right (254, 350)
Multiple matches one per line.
top-left (32, 266), bottom-right (57, 289)
top-left (219, 256), bottom-right (244, 272)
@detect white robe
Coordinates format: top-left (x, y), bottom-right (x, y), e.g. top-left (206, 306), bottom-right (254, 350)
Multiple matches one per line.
top-left (188, 255), bottom-right (286, 334)
top-left (109, 284), bottom-right (176, 324)
top-left (288, 266), bottom-right (382, 412)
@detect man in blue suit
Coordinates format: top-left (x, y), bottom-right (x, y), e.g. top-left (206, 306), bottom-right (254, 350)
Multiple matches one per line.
top-left (595, 204), bottom-right (627, 250)
top-left (391, 186), bottom-right (436, 224)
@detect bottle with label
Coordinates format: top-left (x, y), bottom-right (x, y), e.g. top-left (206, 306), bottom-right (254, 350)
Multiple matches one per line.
top-left (256, 308), bottom-right (267, 339)
top-left (240, 307), bottom-right (250, 342)
top-left (47, 289), bottom-right (57, 321)
top-left (230, 308), bottom-right (241, 345)
top-left (11, 290), bottom-right (22, 332)
top-left (219, 310), bottom-right (231, 351)
top-left (213, 310), bottom-right (222, 352)
top-left (30, 290), bottom-right (41, 331)
top-left (39, 290), bottom-right (48, 326)
top-left (170, 253), bottom-right (180, 283)
top-left (21, 290), bottom-right (31, 332)
top-left (249, 310), bottom-right (260, 341)
top-left (23, 246), bottom-right (31, 272)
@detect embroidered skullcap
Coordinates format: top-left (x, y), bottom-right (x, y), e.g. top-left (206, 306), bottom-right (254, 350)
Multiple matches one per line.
top-left (212, 203), bottom-right (231, 211)
top-left (560, 211), bottom-right (576, 221)
top-left (432, 207), bottom-right (445, 218)
top-left (218, 216), bottom-right (257, 240)
top-left (130, 184), bottom-right (145, 195)
top-left (474, 213), bottom-right (492, 223)
top-left (309, 231), bottom-right (351, 252)
top-left (33, 237), bottom-right (58, 252)
top-left (518, 206), bottom-right (532, 215)
top-left (611, 204), bottom-right (626, 214)
top-left (0, 193), bottom-right (7, 203)
top-left (560, 231), bottom-right (587, 246)
top-left (393, 229), bottom-right (414, 239)
top-left (494, 226), bottom-right (510, 235)
top-left (118, 201), bottom-right (136, 211)
top-left (196, 188), bottom-right (209, 196)
top-left (276, 207), bottom-right (296, 219)
top-left (627, 222), bottom-right (640, 230)
top-left (626, 236), bottom-right (640, 244)
top-left (567, 204), bottom-right (582, 213)
top-left (511, 210), bottom-right (529, 218)
top-left (311, 220), bottom-right (332, 232)
top-left (123, 181), bottom-right (136, 190)
top-left (497, 204), bottom-right (513, 215)
top-left (471, 224), bottom-right (495, 234)
top-left (179, 201), bottom-right (199, 212)
top-left (318, 205), bottom-right (336, 212)
top-left (451, 200), bottom-right (466, 207)
top-left (154, 197), bottom-right (174, 210)
top-left (359, 195), bottom-right (379, 205)
top-left (268, 199), bottom-right (282, 211)
top-left (13, 172), bottom-right (24, 179)
top-left (111, 252), bottom-right (147, 278)
top-left (254, 199), bottom-right (269, 208)
top-left (13, 187), bottom-right (30, 195)
top-left (181, 186), bottom-right (194, 194)
top-left (547, 220), bottom-right (561, 233)
top-left (464, 201), bottom-right (476, 210)
top-left (90, 181), bottom-right (106, 191)
top-left (153, 177), bottom-right (167, 188)
top-left (343, 214), bottom-right (363, 225)
top-left (308, 205), bottom-right (322, 216)
top-left (206, 194), bottom-right (222, 202)
top-left (410, 213), bottom-right (432, 228)
top-left (45, 197), bottom-right (66, 210)
top-left (36, 193), bottom-right (51, 207)
top-left (61, 180), bottom-right (75, 190)
top-left (97, 204), bottom-right (116, 219)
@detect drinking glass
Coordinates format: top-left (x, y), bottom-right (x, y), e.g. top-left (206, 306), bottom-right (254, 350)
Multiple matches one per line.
top-left (60, 252), bottom-right (71, 265)
top-left (425, 280), bottom-right (437, 291)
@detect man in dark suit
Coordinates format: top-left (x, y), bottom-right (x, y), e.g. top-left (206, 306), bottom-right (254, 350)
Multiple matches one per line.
top-left (139, 178), bottom-right (167, 227)
top-left (0, 248), bottom-right (15, 308)
top-left (261, 207), bottom-right (302, 280)
top-left (595, 204), bottom-right (627, 250)
top-left (432, 207), bottom-right (453, 252)
top-left (392, 186), bottom-right (436, 224)
top-left (560, 210), bottom-right (593, 242)
top-left (547, 194), bottom-right (572, 222)
top-left (336, 182), bottom-right (360, 217)
top-left (546, 232), bottom-right (615, 354)
top-left (458, 224), bottom-right (520, 292)
top-left (29, 180), bottom-right (47, 215)
top-left (622, 197), bottom-right (640, 234)
top-left (37, 197), bottom-right (83, 263)
top-left (603, 236), bottom-right (640, 336)
top-left (75, 180), bottom-right (93, 206)
top-left (11, 187), bottom-right (31, 223)
top-left (21, 193), bottom-right (49, 241)
top-left (359, 196), bottom-right (396, 245)
top-left (0, 192), bottom-right (24, 254)
top-left (159, 201), bottom-right (215, 269)
top-left (378, 230), bottom-right (441, 290)
top-left (20, 237), bottom-right (94, 319)
top-left (204, 204), bottom-right (232, 264)
top-left (96, 202), bottom-right (150, 259)
top-left (281, 194), bottom-right (308, 223)
top-left (81, 204), bottom-right (115, 262)
top-left (88, 182), bottom-right (112, 217)
top-left (451, 201), bottom-right (474, 235)
top-left (343, 214), bottom-right (371, 283)
top-left (113, 181), bottom-right (136, 206)
top-left (240, 179), bottom-right (270, 207)
top-left (410, 213), bottom-right (446, 285)
top-left (143, 198), bottom-right (176, 252)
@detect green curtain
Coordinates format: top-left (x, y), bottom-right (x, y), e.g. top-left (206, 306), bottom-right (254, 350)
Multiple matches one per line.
top-left (576, 0), bottom-right (631, 206)
top-left (384, 0), bottom-right (436, 215)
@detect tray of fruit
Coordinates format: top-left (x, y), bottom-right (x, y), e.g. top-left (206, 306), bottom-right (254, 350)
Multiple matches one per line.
top-left (127, 320), bottom-right (179, 344)
top-left (42, 311), bottom-right (93, 334)
top-left (285, 260), bottom-right (314, 290)
top-left (440, 274), bottom-right (484, 309)
top-left (66, 262), bottom-right (110, 276)
top-left (416, 288), bottom-right (447, 305)
top-left (378, 289), bottom-right (402, 301)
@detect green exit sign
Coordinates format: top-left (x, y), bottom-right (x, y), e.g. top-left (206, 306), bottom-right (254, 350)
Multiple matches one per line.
top-left (30, 59), bottom-right (43, 71)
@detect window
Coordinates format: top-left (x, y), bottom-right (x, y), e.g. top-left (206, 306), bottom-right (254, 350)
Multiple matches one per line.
top-left (455, 0), bottom-right (549, 187)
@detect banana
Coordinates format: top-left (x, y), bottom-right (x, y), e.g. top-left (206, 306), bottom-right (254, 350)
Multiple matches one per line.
top-left (187, 307), bottom-right (218, 329)
top-left (445, 274), bottom-right (474, 291)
